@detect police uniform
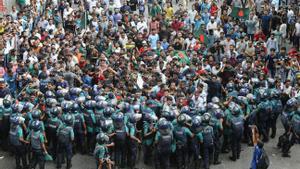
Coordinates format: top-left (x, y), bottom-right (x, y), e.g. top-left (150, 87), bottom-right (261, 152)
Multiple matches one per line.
top-left (46, 112), bottom-right (62, 159)
top-left (56, 123), bottom-right (75, 169)
top-left (142, 119), bottom-right (155, 165)
top-left (154, 128), bottom-right (174, 169)
top-left (173, 120), bottom-right (193, 169)
top-left (112, 121), bottom-right (129, 168)
top-left (9, 122), bottom-right (27, 169)
top-left (201, 123), bottom-right (214, 169)
top-left (27, 128), bottom-right (46, 169)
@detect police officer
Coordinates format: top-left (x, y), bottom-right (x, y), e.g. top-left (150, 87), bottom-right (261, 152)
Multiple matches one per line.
top-left (190, 116), bottom-right (203, 169)
top-left (46, 107), bottom-right (62, 160)
top-left (277, 98), bottom-right (297, 150)
top-left (269, 90), bottom-right (283, 138)
top-left (285, 107), bottom-right (300, 158)
top-left (9, 116), bottom-right (29, 169)
top-left (210, 109), bottom-right (223, 165)
top-left (56, 114), bottom-right (75, 169)
top-left (84, 100), bottom-right (96, 154)
top-left (173, 114), bottom-right (193, 169)
top-left (29, 110), bottom-right (47, 142)
top-left (201, 113), bottom-right (214, 169)
top-left (0, 98), bottom-right (12, 150)
top-left (27, 120), bottom-right (47, 169)
top-left (254, 92), bottom-right (272, 142)
top-left (111, 112), bottom-right (128, 168)
top-left (154, 118), bottom-right (173, 169)
top-left (126, 113), bottom-right (142, 169)
top-left (72, 103), bottom-right (87, 154)
top-left (94, 132), bottom-right (112, 169)
top-left (226, 82), bottom-right (238, 98)
top-left (142, 112), bottom-right (157, 165)
top-left (228, 106), bottom-right (244, 161)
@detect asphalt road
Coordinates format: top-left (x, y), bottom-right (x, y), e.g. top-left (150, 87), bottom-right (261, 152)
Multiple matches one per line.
top-left (0, 121), bottom-right (300, 169)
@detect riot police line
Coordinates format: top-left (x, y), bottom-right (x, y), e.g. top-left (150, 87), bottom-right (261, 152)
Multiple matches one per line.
top-left (1, 81), bottom-right (300, 169)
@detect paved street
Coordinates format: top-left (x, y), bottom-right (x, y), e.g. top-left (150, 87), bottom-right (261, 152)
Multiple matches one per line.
top-left (1, 122), bottom-right (300, 169)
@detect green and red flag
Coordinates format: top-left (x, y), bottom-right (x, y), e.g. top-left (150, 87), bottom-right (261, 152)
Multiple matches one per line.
top-left (231, 7), bottom-right (250, 20)
top-left (193, 28), bottom-right (208, 44)
top-left (174, 50), bottom-right (190, 64)
top-left (199, 32), bottom-right (208, 44)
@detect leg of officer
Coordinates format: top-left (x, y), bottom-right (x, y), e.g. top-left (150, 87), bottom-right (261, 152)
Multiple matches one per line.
top-left (231, 135), bottom-right (238, 161)
top-left (37, 150), bottom-right (45, 169)
top-left (66, 143), bottom-right (73, 169)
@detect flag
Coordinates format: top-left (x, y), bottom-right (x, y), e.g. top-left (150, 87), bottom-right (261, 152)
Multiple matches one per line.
top-left (231, 7), bottom-right (250, 20)
top-left (174, 51), bottom-right (190, 64)
top-left (80, 12), bottom-right (88, 29)
top-left (193, 28), bottom-right (208, 44)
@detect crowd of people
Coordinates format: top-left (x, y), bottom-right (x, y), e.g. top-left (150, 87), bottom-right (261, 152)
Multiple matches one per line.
top-left (0, 0), bottom-right (299, 169)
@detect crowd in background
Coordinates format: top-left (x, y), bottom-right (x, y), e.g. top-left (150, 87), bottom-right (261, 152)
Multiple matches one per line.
top-left (0, 0), bottom-right (299, 169)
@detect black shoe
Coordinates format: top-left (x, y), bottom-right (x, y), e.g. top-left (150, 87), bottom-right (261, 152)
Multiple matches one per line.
top-left (229, 156), bottom-right (236, 161)
top-left (213, 161), bottom-right (221, 165)
top-left (282, 154), bottom-right (291, 158)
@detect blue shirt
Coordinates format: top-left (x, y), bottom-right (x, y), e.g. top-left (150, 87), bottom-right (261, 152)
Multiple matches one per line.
top-left (148, 34), bottom-right (159, 50)
top-left (251, 145), bottom-right (263, 169)
top-left (261, 15), bottom-right (271, 29)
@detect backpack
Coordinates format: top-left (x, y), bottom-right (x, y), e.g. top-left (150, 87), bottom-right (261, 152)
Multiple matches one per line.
top-left (257, 149), bottom-right (269, 169)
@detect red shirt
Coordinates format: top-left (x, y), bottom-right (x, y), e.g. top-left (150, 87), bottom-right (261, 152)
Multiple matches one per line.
top-left (254, 32), bottom-right (266, 41)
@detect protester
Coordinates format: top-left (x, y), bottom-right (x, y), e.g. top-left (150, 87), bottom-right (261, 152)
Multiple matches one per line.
top-left (0, 1), bottom-right (299, 169)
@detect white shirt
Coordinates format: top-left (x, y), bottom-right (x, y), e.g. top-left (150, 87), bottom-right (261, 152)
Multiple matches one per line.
top-left (46, 24), bottom-right (56, 32)
top-left (188, 10), bottom-right (198, 24)
top-left (206, 21), bottom-right (217, 31)
top-left (63, 7), bottom-right (73, 19)
top-left (137, 21), bottom-right (148, 33)
top-left (295, 22), bottom-right (300, 36)
top-left (279, 23), bottom-right (287, 37)
top-left (87, 0), bottom-right (97, 12)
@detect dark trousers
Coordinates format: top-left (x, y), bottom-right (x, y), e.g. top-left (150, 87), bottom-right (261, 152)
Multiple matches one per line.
top-left (270, 112), bottom-right (280, 138)
top-left (189, 139), bottom-right (201, 169)
top-left (282, 132), bottom-right (300, 155)
top-left (214, 138), bottom-right (221, 162)
top-left (231, 135), bottom-right (242, 160)
top-left (203, 144), bottom-right (214, 169)
top-left (0, 118), bottom-right (10, 150)
top-left (127, 140), bottom-right (138, 169)
top-left (114, 142), bottom-right (127, 168)
top-left (258, 121), bottom-right (269, 142)
top-left (47, 129), bottom-right (57, 159)
top-left (244, 119), bottom-right (252, 144)
top-left (155, 149), bottom-right (171, 169)
top-left (87, 132), bottom-right (95, 153)
top-left (143, 144), bottom-right (153, 165)
top-left (30, 149), bottom-right (45, 169)
top-left (293, 35), bottom-right (299, 49)
top-left (74, 131), bottom-right (85, 154)
top-left (57, 142), bottom-right (73, 169)
top-left (12, 145), bottom-right (27, 169)
top-left (175, 144), bottom-right (188, 169)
